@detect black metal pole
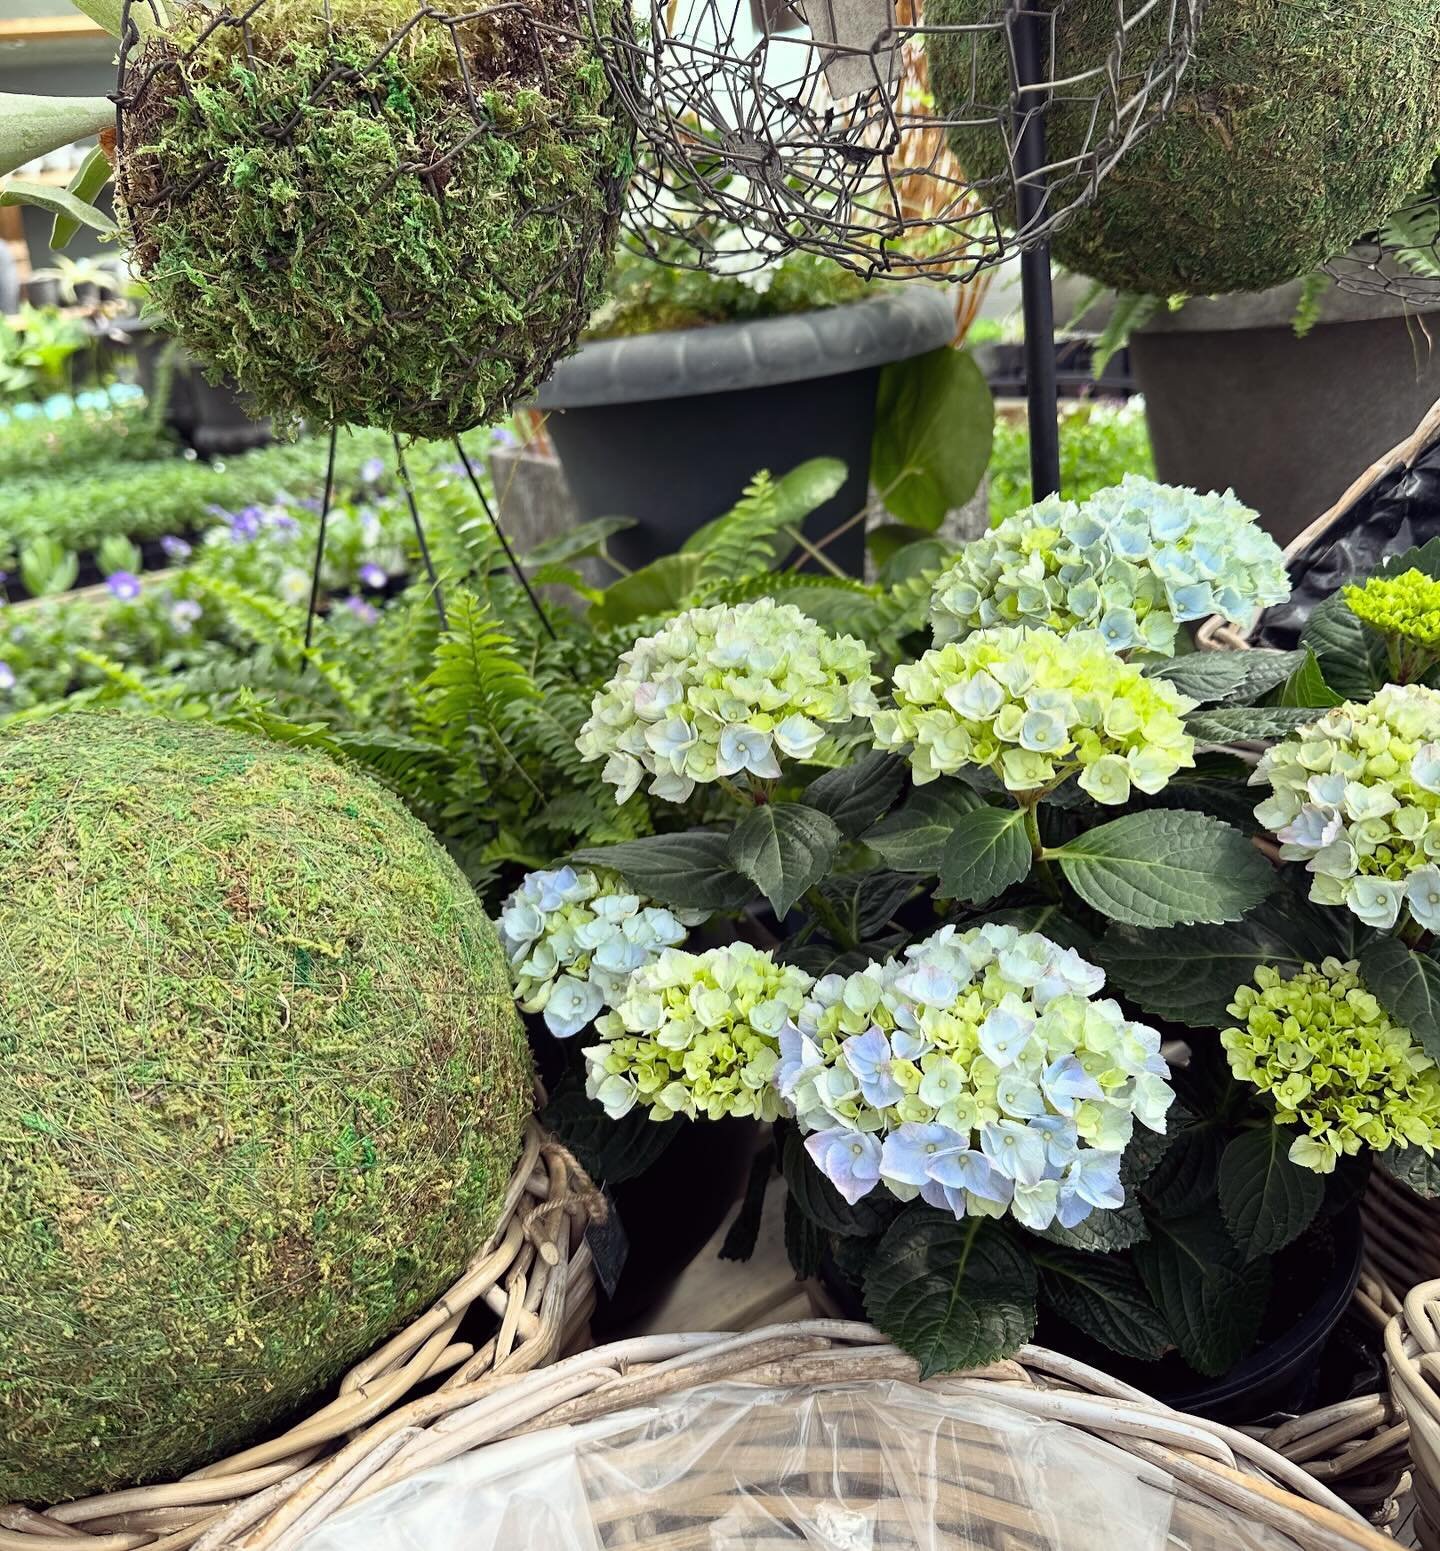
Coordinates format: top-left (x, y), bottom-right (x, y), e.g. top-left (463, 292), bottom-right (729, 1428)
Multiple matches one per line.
top-left (1008, 2), bottom-right (1061, 500)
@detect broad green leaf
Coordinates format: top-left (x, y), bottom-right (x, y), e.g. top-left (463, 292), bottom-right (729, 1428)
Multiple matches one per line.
top-left (871, 348), bottom-right (994, 531)
top-left (728, 802), bottom-right (842, 919)
top-left (1381, 1145), bottom-right (1440, 1200)
top-left (804, 751), bottom-right (907, 837)
top-left (1382, 537), bottom-right (1440, 580)
top-left (1265, 649), bottom-right (1343, 710)
top-left (1359, 936), bottom-right (1440, 1062)
top-left (1186, 705), bottom-right (1327, 744)
top-left (1140, 1120), bottom-right (1224, 1217)
top-left (783, 1192), bottom-right (826, 1278)
top-left (1218, 1126), bottom-right (1324, 1261)
top-left (0, 94), bottom-right (114, 179)
top-left (1301, 594), bottom-right (1386, 700)
top-left (867, 525), bottom-right (947, 575)
top-left (69, 0), bottom-right (165, 35)
top-left (863, 780), bottom-right (982, 873)
top-left (983, 903), bottom-right (1096, 953)
top-left (588, 552), bottom-right (701, 627)
top-left (1051, 810), bottom-right (1273, 928)
top-left (937, 804), bottom-right (1030, 904)
top-left (1137, 751), bottom-right (1267, 830)
top-left (1034, 1245), bottom-right (1170, 1361)
top-left (572, 830), bottom-right (753, 912)
top-left (521, 515), bottom-right (635, 566)
top-left (1151, 649), bottom-right (1308, 707)
top-left (0, 179), bottom-right (116, 237)
top-left (863, 1209), bottom-right (1036, 1377)
top-left (1135, 1211), bottom-right (1270, 1377)
top-left (1036, 1197), bottom-right (1148, 1252)
top-left (51, 143), bottom-right (114, 250)
top-left (540, 1069), bottom-right (681, 1185)
top-left (781, 1130), bottom-right (898, 1238)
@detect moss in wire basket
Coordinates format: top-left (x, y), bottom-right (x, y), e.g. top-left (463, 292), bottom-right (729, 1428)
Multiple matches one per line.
top-left (115, 0), bottom-right (632, 437)
top-left (927, 0), bottom-right (1440, 295)
top-left (0, 713), bottom-right (532, 1506)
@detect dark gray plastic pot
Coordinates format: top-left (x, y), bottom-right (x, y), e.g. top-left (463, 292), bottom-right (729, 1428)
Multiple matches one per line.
top-left (1133, 279), bottom-right (1440, 546)
top-left (534, 288), bottom-right (956, 575)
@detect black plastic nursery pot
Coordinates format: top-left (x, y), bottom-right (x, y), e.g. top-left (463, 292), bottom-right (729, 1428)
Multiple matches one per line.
top-left (533, 289), bottom-right (956, 576)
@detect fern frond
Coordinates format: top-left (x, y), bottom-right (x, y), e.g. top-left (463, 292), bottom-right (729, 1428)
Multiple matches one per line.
top-left (688, 471), bottom-right (799, 588)
top-left (1381, 199), bottom-right (1440, 279)
top-left (422, 588), bottom-right (537, 732)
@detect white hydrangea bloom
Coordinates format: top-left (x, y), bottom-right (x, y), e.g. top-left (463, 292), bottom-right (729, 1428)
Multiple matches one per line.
top-left (929, 476), bottom-right (1290, 652)
top-left (576, 598), bottom-right (880, 804)
top-left (498, 866), bottom-right (702, 1038)
top-left (1252, 683), bottom-right (1440, 929)
top-left (776, 924), bottom-right (1173, 1231)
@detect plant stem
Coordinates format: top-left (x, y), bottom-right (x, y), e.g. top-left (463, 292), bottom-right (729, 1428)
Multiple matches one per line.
top-left (782, 524), bottom-right (849, 579)
top-left (805, 885), bottom-right (857, 951)
top-left (1022, 801), bottom-right (1062, 902)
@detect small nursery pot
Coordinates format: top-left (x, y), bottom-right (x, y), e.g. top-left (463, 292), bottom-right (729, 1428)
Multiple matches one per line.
top-left (533, 288), bottom-right (956, 576)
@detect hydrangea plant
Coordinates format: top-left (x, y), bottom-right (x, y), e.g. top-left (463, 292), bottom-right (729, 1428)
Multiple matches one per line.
top-left (576, 598), bottom-right (880, 803)
top-left (1344, 568), bottom-right (1440, 682)
top-left (930, 476), bottom-right (1289, 652)
top-left (1252, 683), bottom-right (1440, 930)
top-left (780, 924), bottom-right (1173, 1232)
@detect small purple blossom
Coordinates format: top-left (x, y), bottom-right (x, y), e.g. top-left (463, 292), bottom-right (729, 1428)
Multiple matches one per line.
top-left (490, 425), bottom-right (518, 449)
top-left (160, 535), bottom-right (193, 562)
top-left (0, 661), bottom-right (14, 692)
top-left (106, 571), bottom-right (142, 602)
top-left (358, 562), bottom-right (388, 590)
top-left (297, 497), bottom-right (324, 513)
top-left (841, 1027), bottom-right (904, 1109)
top-left (343, 594), bottom-right (379, 625)
top-left (880, 1122), bottom-right (964, 1187)
top-left (271, 512), bottom-right (300, 536)
top-left (228, 506), bottom-right (264, 542)
top-left (360, 456), bottom-right (386, 485)
top-left (170, 599), bottom-right (203, 631)
top-left (805, 1127), bottom-right (882, 1205)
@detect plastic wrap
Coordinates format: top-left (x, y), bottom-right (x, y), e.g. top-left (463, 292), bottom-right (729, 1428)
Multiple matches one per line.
top-left (298, 1380), bottom-right (1307, 1551)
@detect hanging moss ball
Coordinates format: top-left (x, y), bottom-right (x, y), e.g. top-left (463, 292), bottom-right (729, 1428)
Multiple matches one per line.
top-left (0, 714), bottom-right (532, 1506)
top-left (115, 0), bottom-right (633, 437)
top-left (927, 0), bottom-right (1440, 295)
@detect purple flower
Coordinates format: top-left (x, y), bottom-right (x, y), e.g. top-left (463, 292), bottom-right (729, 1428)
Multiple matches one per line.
top-left (271, 512), bottom-right (300, 535)
top-left (776, 1024), bottom-right (826, 1102)
top-left (228, 506), bottom-right (263, 542)
top-left (0, 661), bottom-right (14, 692)
top-left (106, 571), bottom-right (142, 602)
top-left (841, 1027), bottom-right (904, 1109)
top-left (1040, 1055), bottom-right (1103, 1116)
top-left (358, 562), bottom-right (387, 590)
top-left (297, 497), bottom-right (324, 513)
top-left (926, 1144), bottom-right (1002, 1200)
top-left (880, 1122), bottom-right (965, 1188)
top-left (490, 425), bottom-right (518, 449)
top-left (1061, 1151), bottom-right (1124, 1219)
top-left (805, 1127), bottom-right (882, 1206)
top-left (160, 535), bottom-right (193, 562)
top-left (343, 594), bottom-right (379, 625)
top-left (170, 599), bottom-right (203, 631)
top-left (360, 456), bottom-right (386, 485)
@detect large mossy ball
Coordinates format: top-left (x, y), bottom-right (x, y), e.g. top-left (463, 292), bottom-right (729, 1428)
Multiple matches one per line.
top-left (115, 0), bottom-right (632, 437)
top-left (0, 714), bottom-right (532, 1506)
top-left (928, 0), bottom-right (1440, 295)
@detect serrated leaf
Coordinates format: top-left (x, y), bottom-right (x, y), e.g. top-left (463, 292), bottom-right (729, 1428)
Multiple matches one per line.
top-left (783, 1192), bottom-right (825, 1277)
top-left (728, 802), bottom-right (842, 919)
top-left (863, 780), bottom-right (982, 873)
top-left (1052, 810), bottom-right (1273, 928)
top-left (0, 93), bottom-right (114, 178)
top-left (1381, 1145), bottom-right (1440, 1200)
top-left (937, 804), bottom-right (1031, 904)
top-left (1135, 1211), bottom-right (1270, 1377)
top-left (1218, 1126), bottom-right (1324, 1261)
top-left (1036, 1197), bottom-right (1148, 1252)
top-left (1151, 649), bottom-right (1308, 706)
top-left (1034, 1246), bottom-right (1170, 1361)
top-left (1141, 1120), bottom-right (1224, 1216)
top-left (573, 830), bottom-right (753, 912)
top-left (804, 751), bottom-right (908, 837)
top-left (1359, 936), bottom-right (1440, 1062)
top-left (540, 1070), bottom-right (681, 1185)
top-left (1265, 649), bottom-right (1343, 710)
top-left (781, 1130), bottom-right (899, 1238)
top-left (982, 904), bottom-right (1097, 953)
top-left (1186, 705), bottom-right (1327, 744)
top-left (863, 1210), bottom-right (1036, 1378)
top-left (1301, 594), bottom-right (1387, 700)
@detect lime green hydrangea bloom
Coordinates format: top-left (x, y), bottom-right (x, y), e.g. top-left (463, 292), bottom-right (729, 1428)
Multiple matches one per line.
top-left (872, 625), bottom-right (1196, 800)
top-left (1252, 683), bottom-right (1440, 930)
top-left (929, 477), bottom-right (1289, 652)
top-left (1222, 958), bottom-right (1440, 1173)
top-left (1344, 568), bottom-right (1440, 662)
top-left (576, 598), bottom-right (880, 804)
top-left (584, 942), bottom-right (813, 1121)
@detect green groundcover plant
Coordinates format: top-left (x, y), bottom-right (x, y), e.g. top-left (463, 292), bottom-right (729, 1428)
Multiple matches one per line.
top-left (492, 480), bottom-right (1440, 1383)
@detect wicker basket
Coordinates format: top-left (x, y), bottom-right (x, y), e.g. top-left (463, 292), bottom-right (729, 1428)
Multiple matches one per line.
top-left (147, 1320), bottom-right (1404, 1551)
top-left (0, 1120), bottom-right (600, 1551)
top-left (1388, 1280), bottom-right (1440, 1549)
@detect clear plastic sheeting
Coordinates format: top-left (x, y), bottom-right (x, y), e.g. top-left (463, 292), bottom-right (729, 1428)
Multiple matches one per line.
top-left (297, 1380), bottom-right (1307, 1551)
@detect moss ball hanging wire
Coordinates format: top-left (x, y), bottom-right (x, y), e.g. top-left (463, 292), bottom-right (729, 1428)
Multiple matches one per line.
top-left (112, 0), bottom-right (636, 438)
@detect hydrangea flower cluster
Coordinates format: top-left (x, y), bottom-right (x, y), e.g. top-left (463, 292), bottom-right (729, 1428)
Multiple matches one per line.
top-left (584, 942), bottom-right (813, 1121)
top-left (1344, 568), bottom-right (1440, 651)
top-left (872, 625), bottom-right (1196, 800)
top-left (577, 598), bottom-right (880, 804)
top-left (778, 924), bottom-right (1174, 1232)
top-left (1222, 959), bottom-right (1440, 1173)
top-left (929, 476), bottom-right (1289, 653)
top-left (497, 867), bottom-right (700, 1038)
top-left (1252, 684), bottom-right (1440, 929)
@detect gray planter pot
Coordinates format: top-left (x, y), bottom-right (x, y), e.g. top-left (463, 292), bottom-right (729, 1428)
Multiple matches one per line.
top-left (1133, 279), bottom-right (1440, 546)
top-left (533, 287), bottom-right (955, 574)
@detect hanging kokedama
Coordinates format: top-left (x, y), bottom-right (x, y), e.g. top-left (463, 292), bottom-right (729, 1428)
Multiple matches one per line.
top-left (927, 0), bottom-right (1440, 296)
top-left (112, 0), bottom-right (633, 436)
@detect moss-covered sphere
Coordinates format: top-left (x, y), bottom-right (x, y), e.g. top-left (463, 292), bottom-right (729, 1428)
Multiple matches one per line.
top-left (0, 714), bottom-right (532, 1506)
top-left (116, 0), bottom-right (632, 437)
top-left (928, 0), bottom-right (1440, 295)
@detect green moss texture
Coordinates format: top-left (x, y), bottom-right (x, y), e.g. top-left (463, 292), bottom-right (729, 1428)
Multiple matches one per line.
top-left (0, 713), bottom-right (532, 1506)
top-left (116, 0), bottom-right (632, 437)
top-left (928, 0), bottom-right (1440, 295)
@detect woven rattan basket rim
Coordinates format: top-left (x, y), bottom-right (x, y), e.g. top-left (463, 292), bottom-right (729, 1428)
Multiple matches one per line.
top-left (1388, 1279), bottom-right (1440, 1530)
top-left (0, 1117), bottom-right (601, 1551)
